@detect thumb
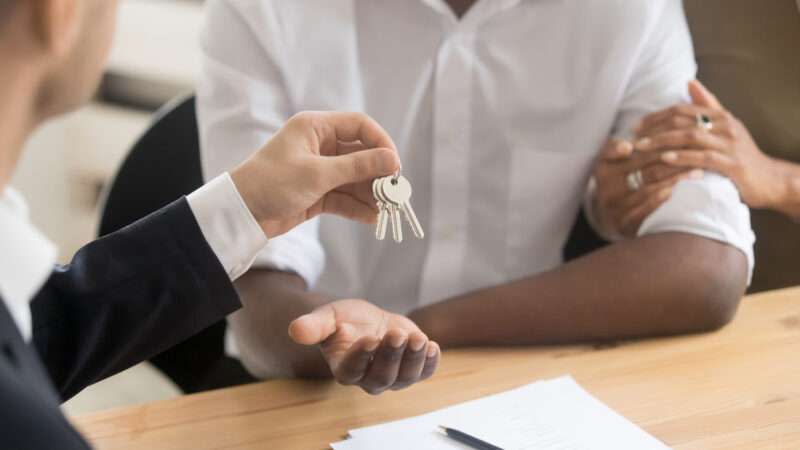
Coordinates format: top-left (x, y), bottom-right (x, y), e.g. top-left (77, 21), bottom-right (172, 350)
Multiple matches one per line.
top-left (288, 305), bottom-right (338, 345)
top-left (689, 80), bottom-right (722, 109)
top-left (322, 147), bottom-right (400, 189)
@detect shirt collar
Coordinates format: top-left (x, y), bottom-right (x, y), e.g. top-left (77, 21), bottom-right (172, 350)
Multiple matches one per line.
top-left (0, 187), bottom-right (57, 340)
top-left (419, 0), bottom-right (522, 22)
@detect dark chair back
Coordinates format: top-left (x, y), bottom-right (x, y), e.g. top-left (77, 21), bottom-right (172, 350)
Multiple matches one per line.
top-left (99, 96), bottom-right (254, 392)
top-left (562, 210), bottom-right (610, 263)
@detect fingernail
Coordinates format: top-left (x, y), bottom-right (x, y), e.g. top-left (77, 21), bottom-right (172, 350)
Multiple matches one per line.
top-left (689, 169), bottom-right (704, 179)
top-left (618, 141), bottom-right (634, 155)
top-left (390, 334), bottom-right (407, 349)
top-left (662, 152), bottom-right (678, 162)
top-left (635, 138), bottom-right (651, 149)
top-left (427, 344), bottom-right (438, 358)
top-left (365, 340), bottom-right (380, 352)
top-left (386, 152), bottom-right (401, 173)
top-left (410, 338), bottom-right (426, 352)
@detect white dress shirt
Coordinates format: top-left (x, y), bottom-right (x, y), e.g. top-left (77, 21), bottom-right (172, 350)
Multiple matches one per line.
top-left (0, 173), bottom-right (266, 341)
top-left (198, 0), bottom-right (755, 362)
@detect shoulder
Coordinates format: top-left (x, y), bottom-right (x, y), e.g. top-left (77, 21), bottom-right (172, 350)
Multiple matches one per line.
top-left (582, 0), bottom-right (682, 28)
top-left (205, 0), bottom-right (357, 52)
top-left (209, 0), bottom-right (355, 27)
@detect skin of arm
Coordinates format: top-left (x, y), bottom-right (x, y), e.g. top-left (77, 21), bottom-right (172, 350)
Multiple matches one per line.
top-left (228, 269), bottom-right (332, 378)
top-left (769, 158), bottom-right (800, 220)
top-left (409, 232), bottom-right (747, 347)
top-left (230, 269), bottom-right (440, 394)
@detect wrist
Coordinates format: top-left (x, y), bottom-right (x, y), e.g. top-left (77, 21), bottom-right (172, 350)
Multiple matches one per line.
top-left (408, 307), bottom-right (437, 341)
top-left (229, 165), bottom-right (284, 238)
top-left (230, 165), bottom-right (261, 220)
top-left (766, 158), bottom-right (800, 219)
top-left (409, 306), bottom-right (454, 347)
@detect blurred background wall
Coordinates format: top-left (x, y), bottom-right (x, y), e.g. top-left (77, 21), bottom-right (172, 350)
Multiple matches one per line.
top-left (11, 0), bottom-right (205, 416)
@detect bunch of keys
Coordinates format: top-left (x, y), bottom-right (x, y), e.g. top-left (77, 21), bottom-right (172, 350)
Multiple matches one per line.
top-left (373, 174), bottom-right (424, 242)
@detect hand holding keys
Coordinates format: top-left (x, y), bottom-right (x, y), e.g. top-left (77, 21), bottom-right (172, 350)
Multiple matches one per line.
top-left (373, 174), bottom-right (424, 242)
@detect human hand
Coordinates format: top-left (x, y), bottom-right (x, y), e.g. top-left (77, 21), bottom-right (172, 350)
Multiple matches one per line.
top-left (591, 138), bottom-right (702, 238)
top-left (635, 80), bottom-right (784, 210)
top-left (288, 299), bottom-right (440, 395)
top-left (230, 111), bottom-right (401, 238)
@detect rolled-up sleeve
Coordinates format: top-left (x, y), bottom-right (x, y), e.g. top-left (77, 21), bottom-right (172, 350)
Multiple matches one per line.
top-left (639, 174), bottom-right (755, 281)
top-left (605, 0), bottom-right (755, 281)
top-left (197, 0), bottom-right (325, 288)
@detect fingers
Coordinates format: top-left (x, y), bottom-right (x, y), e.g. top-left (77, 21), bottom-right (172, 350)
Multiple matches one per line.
top-left (292, 111), bottom-right (398, 157)
top-left (360, 329), bottom-right (408, 395)
top-left (635, 128), bottom-right (726, 153)
top-left (329, 332), bottom-right (440, 394)
top-left (419, 342), bottom-right (440, 381)
top-left (611, 168), bottom-right (702, 237)
top-left (288, 305), bottom-right (338, 346)
top-left (635, 114), bottom-right (696, 138)
top-left (331, 336), bottom-right (381, 385)
top-left (336, 140), bottom-right (366, 154)
top-left (323, 147), bottom-right (401, 189)
top-left (618, 185), bottom-right (673, 236)
top-left (639, 164), bottom-right (692, 185)
top-left (689, 79), bottom-right (722, 109)
top-left (593, 150), bottom-right (668, 188)
top-left (635, 104), bottom-right (723, 137)
top-left (635, 82), bottom-right (727, 138)
top-left (660, 149), bottom-right (736, 175)
top-left (322, 191), bottom-right (379, 224)
top-left (600, 139), bottom-right (634, 162)
top-left (390, 332), bottom-right (429, 391)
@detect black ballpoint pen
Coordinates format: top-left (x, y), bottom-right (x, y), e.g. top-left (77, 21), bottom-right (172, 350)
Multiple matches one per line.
top-left (438, 426), bottom-right (505, 450)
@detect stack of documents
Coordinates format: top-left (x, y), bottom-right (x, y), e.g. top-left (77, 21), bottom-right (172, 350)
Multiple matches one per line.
top-left (331, 376), bottom-right (668, 449)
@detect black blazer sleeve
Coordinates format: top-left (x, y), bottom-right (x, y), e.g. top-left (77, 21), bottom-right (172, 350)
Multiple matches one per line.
top-left (30, 198), bottom-right (242, 400)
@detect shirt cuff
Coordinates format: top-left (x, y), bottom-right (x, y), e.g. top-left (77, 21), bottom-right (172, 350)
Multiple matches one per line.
top-left (187, 173), bottom-right (269, 281)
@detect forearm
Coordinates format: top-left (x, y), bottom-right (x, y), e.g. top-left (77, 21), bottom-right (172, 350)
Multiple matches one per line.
top-left (410, 233), bottom-right (747, 347)
top-left (33, 199), bottom-right (242, 399)
top-left (227, 269), bottom-right (333, 378)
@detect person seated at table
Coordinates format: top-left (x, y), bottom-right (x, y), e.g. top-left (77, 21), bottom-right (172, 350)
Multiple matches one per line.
top-left (198, 0), bottom-right (755, 393)
top-left (0, 0), bottom-right (441, 448)
top-left (590, 0), bottom-right (799, 293)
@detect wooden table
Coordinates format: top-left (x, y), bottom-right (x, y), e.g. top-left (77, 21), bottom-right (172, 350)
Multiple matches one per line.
top-left (74, 287), bottom-right (800, 449)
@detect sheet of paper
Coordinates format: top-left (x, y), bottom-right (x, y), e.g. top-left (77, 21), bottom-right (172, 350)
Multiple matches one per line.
top-left (331, 433), bottom-right (465, 450)
top-left (333, 376), bottom-right (669, 450)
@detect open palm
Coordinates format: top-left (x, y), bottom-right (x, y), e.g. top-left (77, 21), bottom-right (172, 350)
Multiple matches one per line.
top-left (289, 299), bottom-right (440, 395)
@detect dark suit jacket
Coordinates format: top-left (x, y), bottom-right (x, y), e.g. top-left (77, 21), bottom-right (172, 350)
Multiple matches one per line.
top-left (0, 198), bottom-right (242, 449)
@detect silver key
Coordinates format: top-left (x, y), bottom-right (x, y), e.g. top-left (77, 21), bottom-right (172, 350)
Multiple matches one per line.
top-left (373, 179), bottom-right (389, 240)
top-left (389, 202), bottom-right (403, 242)
top-left (378, 177), bottom-right (403, 243)
top-left (382, 175), bottom-right (424, 240)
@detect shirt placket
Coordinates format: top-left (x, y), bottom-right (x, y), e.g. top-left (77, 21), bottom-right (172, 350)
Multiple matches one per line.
top-left (418, 29), bottom-right (476, 305)
top-left (416, 0), bottom-right (521, 305)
